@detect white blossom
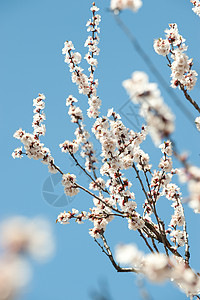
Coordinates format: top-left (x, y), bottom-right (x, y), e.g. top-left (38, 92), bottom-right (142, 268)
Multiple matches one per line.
top-left (159, 140), bottom-right (173, 156)
top-left (110, 0), bottom-right (142, 12)
top-left (153, 38), bottom-right (170, 56)
top-left (62, 173), bottom-right (79, 196)
top-left (115, 244), bottom-right (143, 267)
top-left (195, 116), bottom-right (200, 131)
top-left (170, 230), bottom-right (185, 247)
top-left (191, 0), bottom-right (200, 17)
top-left (143, 253), bottom-right (171, 282)
top-left (12, 147), bottom-right (23, 159)
top-left (0, 216), bottom-right (55, 261)
top-left (123, 71), bottom-right (175, 145)
top-left (178, 165), bottom-right (200, 213)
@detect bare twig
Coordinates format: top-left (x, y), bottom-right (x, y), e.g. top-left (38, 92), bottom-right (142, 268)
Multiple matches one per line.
top-left (151, 238), bottom-right (159, 253)
top-left (179, 82), bottom-right (200, 114)
top-left (132, 162), bottom-right (149, 202)
top-left (138, 229), bottom-right (154, 253)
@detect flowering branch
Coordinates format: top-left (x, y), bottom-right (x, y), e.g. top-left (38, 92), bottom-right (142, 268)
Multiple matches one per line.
top-left (12, 2), bottom-right (200, 298)
top-left (112, 11), bottom-right (195, 126)
top-left (154, 23), bottom-right (200, 122)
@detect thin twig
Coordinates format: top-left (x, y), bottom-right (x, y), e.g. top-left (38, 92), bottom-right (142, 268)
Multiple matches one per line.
top-left (179, 202), bottom-right (190, 265)
top-left (151, 238), bottom-right (159, 253)
top-left (132, 163), bottom-right (149, 202)
top-left (138, 229), bottom-right (154, 253)
top-left (94, 238), bottom-right (109, 257)
top-left (70, 152), bottom-right (109, 194)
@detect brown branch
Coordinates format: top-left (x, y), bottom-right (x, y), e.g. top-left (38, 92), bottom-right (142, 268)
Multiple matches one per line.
top-left (183, 216), bottom-right (190, 265)
top-left (50, 162), bottom-right (64, 175)
top-left (134, 159), bottom-right (169, 256)
top-left (151, 238), bottom-right (159, 253)
top-left (144, 220), bottom-right (182, 258)
top-left (132, 162), bottom-right (149, 202)
top-left (99, 233), bottom-right (138, 273)
top-left (138, 229), bottom-right (154, 253)
top-left (51, 162), bottom-right (181, 258)
top-left (179, 82), bottom-right (200, 114)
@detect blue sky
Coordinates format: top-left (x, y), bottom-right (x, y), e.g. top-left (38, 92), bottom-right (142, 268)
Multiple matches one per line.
top-left (1, 0), bottom-right (200, 299)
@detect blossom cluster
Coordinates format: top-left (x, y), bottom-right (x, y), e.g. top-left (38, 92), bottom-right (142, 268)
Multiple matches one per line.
top-left (191, 0), bottom-right (200, 17)
top-left (110, 0), bottom-right (142, 12)
top-left (142, 141), bottom-right (186, 249)
top-left (154, 23), bottom-right (198, 91)
top-left (179, 165), bottom-right (200, 213)
top-left (58, 106), bottom-right (154, 237)
top-left (195, 116), bottom-right (200, 131)
top-left (0, 216), bottom-right (54, 300)
top-left (62, 40), bottom-right (89, 95)
top-left (61, 173), bottom-right (79, 197)
top-left (57, 209), bottom-right (87, 225)
top-left (93, 110), bottom-right (150, 173)
top-left (12, 94), bottom-right (58, 174)
top-left (62, 3), bottom-right (101, 119)
top-left (57, 199), bottom-right (114, 238)
top-left (57, 193), bottom-right (143, 239)
top-left (123, 71), bottom-right (175, 145)
top-left (59, 95), bottom-right (97, 173)
top-left (164, 182), bottom-right (186, 248)
top-left (115, 244), bottom-right (200, 297)
top-left (57, 138), bottom-right (188, 257)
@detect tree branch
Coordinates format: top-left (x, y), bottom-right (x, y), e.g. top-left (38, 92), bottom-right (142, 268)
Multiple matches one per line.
top-left (99, 233), bottom-right (138, 273)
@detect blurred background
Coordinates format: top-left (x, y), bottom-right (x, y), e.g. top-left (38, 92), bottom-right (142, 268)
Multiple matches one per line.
top-left (1, 0), bottom-right (200, 299)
